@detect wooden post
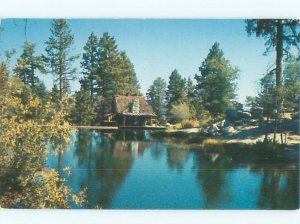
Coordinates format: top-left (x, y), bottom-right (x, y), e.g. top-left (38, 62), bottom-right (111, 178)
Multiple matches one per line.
top-left (123, 115), bottom-right (126, 127)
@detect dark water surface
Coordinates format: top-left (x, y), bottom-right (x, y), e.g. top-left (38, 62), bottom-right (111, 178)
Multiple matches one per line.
top-left (46, 129), bottom-right (299, 209)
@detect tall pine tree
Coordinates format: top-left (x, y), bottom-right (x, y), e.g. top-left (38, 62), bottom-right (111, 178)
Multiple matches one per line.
top-left (14, 42), bottom-right (45, 87)
top-left (195, 42), bottom-right (238, 119)
top-left (246, 19), bottom-right (300, 143)
top-left (147, 77), bottom-right (167, 122)
top-left (81, 32), bottom-right (100, 102)
top-left (166, 69), bottom-right (186, 114)
top-left (45, 19), bottom-right (78, 111)
top-left (97, 32), bottom-right (140, 116)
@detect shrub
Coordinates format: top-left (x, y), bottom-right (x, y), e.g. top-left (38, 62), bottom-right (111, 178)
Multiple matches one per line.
top-left (181, 119), bottom-right (199, 128)
top-left (170, 102), bottom-right (191, 122)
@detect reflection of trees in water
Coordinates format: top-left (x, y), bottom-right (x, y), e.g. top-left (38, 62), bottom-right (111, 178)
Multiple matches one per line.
top-left (74, 130), bottom-right (152, 208)
top-left (255, 168), bottom-right (299, 209)
top-left (150, 142), bottom-right (164, 160)
top-left (50, 132), bottom-right (70, 179)
top-left (74, 129), bottom-right (95, 167)
top-left (194, 150), bottom-right (233, 208)
top-left (166, 144), bottom-right (190, 172)
top-left (192, 143), bottom-right (299, 209)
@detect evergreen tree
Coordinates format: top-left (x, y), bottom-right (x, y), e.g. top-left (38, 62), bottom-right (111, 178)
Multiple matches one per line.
top-left (97, 32), bottom-right (140, 116)
top-left (246, 19), bottom-right (300, 142)
top-left (186, 76), bottom-right (197, 119)
top-left (195, 42), bottom-right (239, 119)
top-left (45, 19), bottom-right (78, 109)
top-left (14, 42), bottom-right (46, 88)
top-left (146, 77), bottom-right (167, 122)
top-left (72, 87), bottom-right (95, 125)
top-left (259, 71), bottom-right (277, 120)
top-left (81, 32), bottom-right (100, 102)
top-left (166, 69), bottom-right (187, 118)
top-left (117, 51), bottom-right (140, 96)
top-left (283, 54), bottom-right (300, 112)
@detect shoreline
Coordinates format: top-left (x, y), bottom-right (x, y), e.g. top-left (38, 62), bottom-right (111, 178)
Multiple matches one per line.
top-left (151, 125), bottom-right (300, 147)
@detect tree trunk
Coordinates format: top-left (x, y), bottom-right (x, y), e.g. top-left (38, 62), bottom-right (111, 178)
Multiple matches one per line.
top-left (273, 19), bottom-right (284, 144)
top-left (264, 115), bottom-right (270, 142)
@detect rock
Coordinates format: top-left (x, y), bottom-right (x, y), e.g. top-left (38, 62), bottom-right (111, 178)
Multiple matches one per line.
top-left (222, 126), bottom-right (236, 134)
top-left (218, 119), bottom-right (226, 127)
top-left (207, 124), bottom-right (220, 134)
top-left (240, 111), bottom-right (252, 119)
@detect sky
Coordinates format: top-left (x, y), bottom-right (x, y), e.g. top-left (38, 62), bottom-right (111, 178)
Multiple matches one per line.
top-left (0, 19), bottom-right (276, 104)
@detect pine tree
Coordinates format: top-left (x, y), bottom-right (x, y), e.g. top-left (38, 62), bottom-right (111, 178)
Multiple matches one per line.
top-left (195, 42), bottom-right (239, 119)
top-left (283, 54), bottom-right (300, 112)
top-left (72, 87), bottom-right (95, 125)
top-left (246, 19), bottom-right (300, 143)
top-left (14, 42), bottom-right (45, 88)
top-left (146, 77), bottom-right (167, 122)
top-left (166, 69), bottom-right (186, 114)
top-left (97, 32), bottom-right (140, 116)
top-left (45, 19), bottom-right (78, 110)
top-left (81, 32), bottom-right (100, 101)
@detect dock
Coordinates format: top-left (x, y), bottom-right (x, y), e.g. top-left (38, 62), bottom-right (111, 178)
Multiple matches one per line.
top-left (118, 126), bottom-right (167, 130)
top-left (72, 126), bottom-right (119, 130)
top-left (72, 125), bottom-right (167, 130)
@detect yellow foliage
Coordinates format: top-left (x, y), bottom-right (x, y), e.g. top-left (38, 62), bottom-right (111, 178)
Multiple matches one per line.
top-left (181, 119), bottom-right (199, 128)
top-left (200, 138), bottom-right (224, 148)
top-left (0, 74), bottom-right (86, 208)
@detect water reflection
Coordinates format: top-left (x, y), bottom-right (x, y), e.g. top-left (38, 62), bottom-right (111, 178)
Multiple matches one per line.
top-left (194, 151), bottom-right (233, 208)
top-left (70, 130), bottom-right (151, 208)
top-left (45, 129), bottom-right (299, 209)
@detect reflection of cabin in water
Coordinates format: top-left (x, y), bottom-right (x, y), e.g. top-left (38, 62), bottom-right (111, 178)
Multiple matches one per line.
top-left (104, 95), bottom-right (157, 127)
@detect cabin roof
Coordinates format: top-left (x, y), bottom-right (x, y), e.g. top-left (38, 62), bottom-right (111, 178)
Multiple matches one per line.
top-left (113, 95), bottom-right (156, 116)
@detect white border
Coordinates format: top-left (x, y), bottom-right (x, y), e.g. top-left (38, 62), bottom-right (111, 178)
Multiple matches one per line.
top-left (0, 0), bottom-right (299, 224)
top-left (0, 0), bottom-right (299, 18)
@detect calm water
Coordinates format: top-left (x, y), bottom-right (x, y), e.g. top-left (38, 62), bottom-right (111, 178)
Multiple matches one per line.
top-left (46, 129), bottom-right (299, 209)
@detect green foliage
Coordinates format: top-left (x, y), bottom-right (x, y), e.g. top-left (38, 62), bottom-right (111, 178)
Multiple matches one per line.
top-left (0, 64), bottom-right (87, 208)
top-left (45, 19), bottom-right (78, 103)
top-left (170, 102), bottom-right (191, 122)
top-left (195, 42), bottom-right (239, 119)
top-left (81, 32), bottom-right (100, 101)
top-left (246, 20), bottom-right (299, 57)
top-left (258, 71), bottom-right (277, 119)
top-left (146, 77), bottom-right (167, 122)
top-left (97, 32), bottom-right (140, 116)
top-left (13, 41), bottom-right (46, 88)
top-left (72, 87), bottom-right (96, 125)
top-left (246, 19), bottom-right (300, 143)
top-left (283, 54), bottom-right (300, 112)
top-left (166, 69), bottom-right (187, 110)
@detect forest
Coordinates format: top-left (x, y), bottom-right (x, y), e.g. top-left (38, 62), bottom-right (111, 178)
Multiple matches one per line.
top-left (0, 19), bottom-right (299, 208)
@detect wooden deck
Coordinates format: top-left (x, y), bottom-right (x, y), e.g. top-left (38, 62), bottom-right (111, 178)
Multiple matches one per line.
top-left (72, 126), bottom-right (118, 130)
top-left (72, 125), bottom-right (166, 130)
top-left (118, 126), bottom-right (166, 130)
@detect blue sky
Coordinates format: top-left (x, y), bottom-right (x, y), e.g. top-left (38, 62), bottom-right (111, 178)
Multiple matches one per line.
top-left (0, 19), bottom-right (276, 104)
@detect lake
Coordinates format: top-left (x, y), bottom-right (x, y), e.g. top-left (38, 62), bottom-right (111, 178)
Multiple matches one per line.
top-left (46, 129), bottom-right (299, 209)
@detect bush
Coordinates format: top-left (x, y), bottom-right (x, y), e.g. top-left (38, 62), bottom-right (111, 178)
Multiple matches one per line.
top-left (226, 107), bottom-right (239, 121)
top-left (170, 102), bottom-right (191, 122)
top-left (181, 120), bottom-right (199, 128)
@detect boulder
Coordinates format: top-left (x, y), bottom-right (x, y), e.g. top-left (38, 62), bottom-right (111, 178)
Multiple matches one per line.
top-left (240, 111), bottom-right (252, 119)
top-left (218, 119), bottom-right (226, 127)
top-left (207, 124), bottom-right (220, 134)
top-left (222, 126), bottom-right (236, 134)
